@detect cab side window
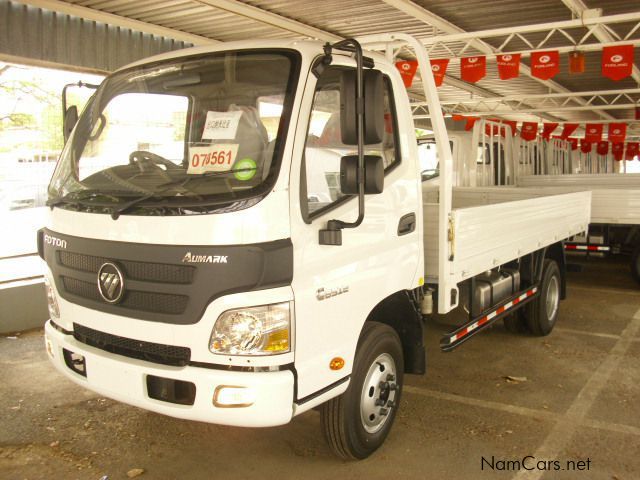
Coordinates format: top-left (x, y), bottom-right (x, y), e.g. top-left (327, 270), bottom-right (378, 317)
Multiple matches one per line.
top-left (303, 67), bottom-right (400, 219)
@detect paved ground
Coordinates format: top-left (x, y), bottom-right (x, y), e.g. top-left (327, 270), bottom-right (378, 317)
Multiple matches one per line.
top-left (1, 256), bottom-right (639, 480)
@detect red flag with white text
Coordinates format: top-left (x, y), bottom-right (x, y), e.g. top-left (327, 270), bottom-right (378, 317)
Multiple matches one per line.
top-left (531, 51), bottom-right (560, 80)
top-left (520, 122), bottom-right (538, 141)
top-left (581, 140), bottom-right (592, 154)
top-left (560, 123), bottom-right (579, 139)
top-left (461, 56), bottom-right (486, 83)
top-left (612, 142), bottom-right (625, 161)
top-left (608, 123), bottom-right (627, 143)
top-left (602, 45), bottom-right (634, 81)
top-left (430, 59), bottom-right (449, 87)
top-left (626, 142), bottom-right (639, 160)
top-left (542, 123), bottom-right (558, 140)
top-left (395, 60), bottom-right (419, 87)
top-left (584, 124), bottom-right (603, 143)
top-left (497, 53), bottom-right (521, 80)
top-left (596, 141), bottom-right (609, 155)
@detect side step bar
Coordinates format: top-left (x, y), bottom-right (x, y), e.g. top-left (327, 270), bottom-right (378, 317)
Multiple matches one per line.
top-left (564, 243), bottom-right (610, 253)
top-left (440, 286), bottom-right (539, 352)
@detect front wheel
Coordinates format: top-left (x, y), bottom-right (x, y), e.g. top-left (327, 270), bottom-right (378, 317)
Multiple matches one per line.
top-left (320, 322), bottom-right (404, 460)
top-left (525, 259), bottom-right (561, 336)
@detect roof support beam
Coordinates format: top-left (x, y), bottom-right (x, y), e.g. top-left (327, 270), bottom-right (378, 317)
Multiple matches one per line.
top-left (13, 0), bottom-right (217, 45)
top-left (193, 0), bottom-right (340, 41)
top-left (381, 0), bottom-right (616, 120)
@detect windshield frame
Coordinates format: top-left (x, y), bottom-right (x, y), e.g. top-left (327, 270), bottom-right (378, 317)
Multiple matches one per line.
top-left (48, 48), bottom-right (302, 215)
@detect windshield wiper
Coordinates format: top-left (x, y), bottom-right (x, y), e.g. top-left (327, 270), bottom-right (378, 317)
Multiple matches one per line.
top-left (47, 189), bottom-right (141, 208)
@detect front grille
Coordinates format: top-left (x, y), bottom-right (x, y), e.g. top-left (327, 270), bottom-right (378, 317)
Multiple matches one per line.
top-left (62, 277), bottom-right (188, 315)
top-left (73, 323), bottom-right (191, 367)
top-left (58, 251), bottom-right (194, 284)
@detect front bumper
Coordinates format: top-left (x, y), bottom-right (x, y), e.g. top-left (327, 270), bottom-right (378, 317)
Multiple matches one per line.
top-left (44, 320), bottom-right (295, 427)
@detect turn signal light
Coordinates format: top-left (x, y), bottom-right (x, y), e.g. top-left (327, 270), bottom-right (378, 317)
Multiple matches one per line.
top-left (330, 357), bottom-right (345, 370)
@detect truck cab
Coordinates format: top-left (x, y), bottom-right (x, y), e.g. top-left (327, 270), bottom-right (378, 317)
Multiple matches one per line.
top-left (41, 38), bottom-right (425, 459)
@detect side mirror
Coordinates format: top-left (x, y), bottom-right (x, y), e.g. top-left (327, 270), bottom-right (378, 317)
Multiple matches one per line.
top-left (63, 106), bottom-right (78, 142)
top-left (340, 69), bottom-right (384, 145)
top-left (340, 155), bottom-right (384, 195)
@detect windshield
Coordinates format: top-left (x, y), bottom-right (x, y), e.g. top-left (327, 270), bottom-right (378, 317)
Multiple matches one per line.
top-left (49, 49), bottom-right (300, 216)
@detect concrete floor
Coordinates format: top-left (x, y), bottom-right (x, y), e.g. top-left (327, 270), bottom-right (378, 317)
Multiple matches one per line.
top-left (1, 256), bottom-right (639, 480)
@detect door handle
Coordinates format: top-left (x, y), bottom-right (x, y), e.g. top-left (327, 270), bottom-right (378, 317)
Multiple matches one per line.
top-left (397, 213), bottom-right (416, 236)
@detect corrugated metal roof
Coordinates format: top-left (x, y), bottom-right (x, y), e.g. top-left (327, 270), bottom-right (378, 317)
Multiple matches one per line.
top-left (4, 0), bottom-right (640, 135)
top-left (0, 0), bottom-right (192, 72)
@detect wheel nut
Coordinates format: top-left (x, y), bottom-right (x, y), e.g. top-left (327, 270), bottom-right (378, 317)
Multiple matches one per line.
top-left (375, 399), bottom-right (385, 406)
top-left (387, 400), bottom-right (395, 408)
top-left (386, 374), bottom-right (395, 382)
top-left (379, 407), bottom-right (389, 416)
top-left (388, 383), bottom-right (397, 391)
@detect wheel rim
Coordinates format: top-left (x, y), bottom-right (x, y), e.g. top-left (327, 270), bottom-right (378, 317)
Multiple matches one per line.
top-left (545, 275), bottom-right (559, 320)
top-left (360, 353), bottom-right (398, 434)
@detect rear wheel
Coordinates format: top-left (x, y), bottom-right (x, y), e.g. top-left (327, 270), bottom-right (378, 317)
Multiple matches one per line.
top-left (525, 259), bottom-right (561, 336)
top-left (503, 311), bottom-right (529, 334)
top-left (320, 322), bottom-right (403, 460)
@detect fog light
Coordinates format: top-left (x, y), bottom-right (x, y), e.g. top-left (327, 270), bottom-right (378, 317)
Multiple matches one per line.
top-left (213, 385), bottom-right (256, 408)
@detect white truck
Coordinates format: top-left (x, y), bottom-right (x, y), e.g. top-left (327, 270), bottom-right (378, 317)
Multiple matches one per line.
top-left (39, 34), bottom-right (590, 459)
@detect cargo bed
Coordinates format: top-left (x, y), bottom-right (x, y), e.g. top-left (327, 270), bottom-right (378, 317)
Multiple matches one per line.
top-left (423, 185), bottom-right (591, 287)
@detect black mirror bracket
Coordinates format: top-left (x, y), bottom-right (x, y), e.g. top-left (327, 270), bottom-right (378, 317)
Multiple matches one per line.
top-left (319, 38), bottom-right (366, 246)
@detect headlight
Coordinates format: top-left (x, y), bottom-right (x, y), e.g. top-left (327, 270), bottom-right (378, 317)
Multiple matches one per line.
top-left (44, 277), bottom-right (60, 321)
top-left (209, 302), bottom-right (291, 356)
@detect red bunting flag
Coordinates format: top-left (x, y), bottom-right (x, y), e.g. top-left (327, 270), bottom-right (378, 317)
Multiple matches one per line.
top-left (581, 140), bottom-right (593, 154)
top-left (503, 120), bottom-right (518, 137)
top-left (430, 59), bottom-right (449, 87)
top-left (602, 45), bottom-right (634, 81)
top-left (521, 122), bottom-right (538, 141)
top-left (612, 143), bottom-right (625, 161)
top-left (569, 51), bottom-right (585, 74)
top-left (452, 114), bottom-right (479, 131)
top-left (485, 123), bottom-right (506, 137)
top-left (584, 124), bottom-right (604, 142)
top-left (625, 142), bottom-right (639, 160)
top-left (461, 56), bottom-right (486, 83)
top-left (497, 53), bottom-right (521, 80)
top-left (596, 141), bottom-right (609, 156)
top-left (464, 116), bottom-right (479, 131)
top-left (608, 123), bottom-right (627, 143)
top-left (531, 51), bottom-right (560, 80)
top-left (560, 123), bottom-right (579, 139)
top-left (542, 123), bottom-right (558, 140)
top-left (396, 60), bottom-right (419, 87)
top-left (567, 138), bottom-right (579, 151)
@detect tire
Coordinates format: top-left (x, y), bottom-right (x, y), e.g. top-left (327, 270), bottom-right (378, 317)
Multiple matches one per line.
top-left (630, 246), bottom-right (640, 284)
top-left (525, 259), bottom-right (561, 336)
top-left (320, 322), bottom-right (404, 460)
top-left (503, 311), bottom-right (529, 334)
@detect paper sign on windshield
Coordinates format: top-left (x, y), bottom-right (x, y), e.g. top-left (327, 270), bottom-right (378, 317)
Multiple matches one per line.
top-left (187, 144), bottom-right (239, 174)
top-left (202, 111), bottom-right (242, 140)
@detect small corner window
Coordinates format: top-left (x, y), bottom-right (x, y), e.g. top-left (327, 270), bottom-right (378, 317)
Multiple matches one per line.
top-left (302, 67), bottom-right (400, 219)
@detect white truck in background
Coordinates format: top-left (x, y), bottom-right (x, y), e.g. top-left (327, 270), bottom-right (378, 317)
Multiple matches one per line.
top-left (424, 120), bottom-right (640, 281)
top-left (39, 34), bottom-right (590, 459)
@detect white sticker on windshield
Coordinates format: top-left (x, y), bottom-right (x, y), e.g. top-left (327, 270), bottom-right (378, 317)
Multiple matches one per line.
top-left (187, 144), bottom-right (239, 174)
top-left (202, 110), bottom-right (242, 140)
